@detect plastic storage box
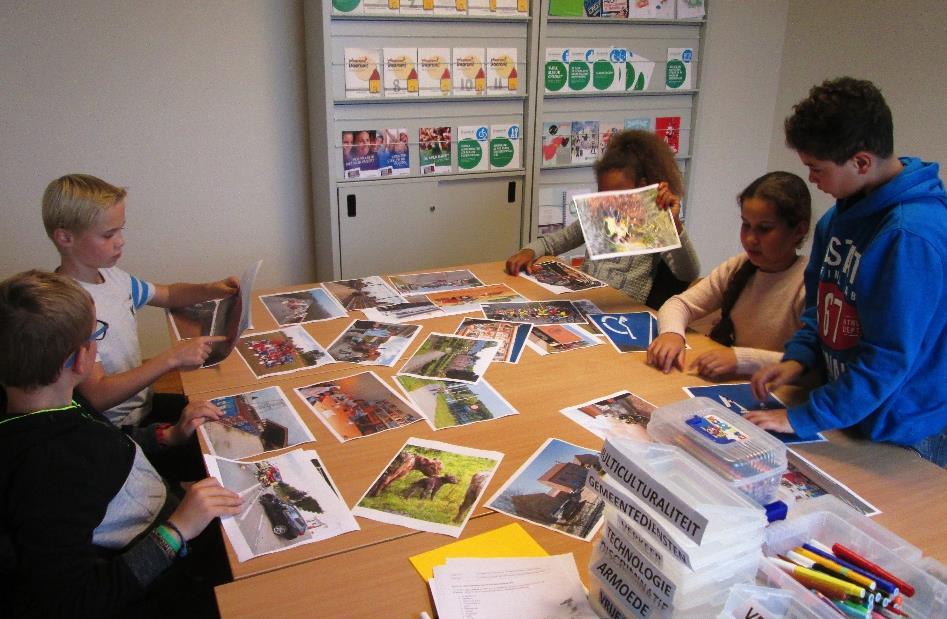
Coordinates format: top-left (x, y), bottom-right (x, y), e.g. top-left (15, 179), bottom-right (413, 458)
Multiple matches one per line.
top-left (717, 583), bottom-right (826, 618)
top-left (647, 397), bottom-right (788, 505)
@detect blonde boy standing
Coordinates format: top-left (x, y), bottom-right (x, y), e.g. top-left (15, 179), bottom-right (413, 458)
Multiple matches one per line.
top-left (43, 174), bottom-right (236, 427)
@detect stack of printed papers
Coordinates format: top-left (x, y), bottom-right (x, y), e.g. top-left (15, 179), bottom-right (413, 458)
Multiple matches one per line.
top-left (430, 554), bottom-right (597, 619)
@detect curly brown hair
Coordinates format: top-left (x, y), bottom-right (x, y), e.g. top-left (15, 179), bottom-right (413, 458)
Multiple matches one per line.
top-left (593, 130), bottom-right (684, 196)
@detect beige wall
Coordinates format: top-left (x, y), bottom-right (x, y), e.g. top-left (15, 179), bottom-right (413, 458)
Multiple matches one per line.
top-left (0, 1), bottom-right (312, 356)
top-left (767, 0), bottom-right (947, 249)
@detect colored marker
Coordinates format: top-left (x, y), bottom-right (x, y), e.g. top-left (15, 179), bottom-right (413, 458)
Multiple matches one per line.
top-left (832, 544), bottom-right (916, 598)
top-left (805, 542), bottom-right (900, 597)
top-left (834, 599), bottom-right (871, 619)
top-left (811, 588), bottom-right (848, 617)
top-left (772, 557), bottom-right (867, 598)
top-left (796, 547), bottom-right (878, 591)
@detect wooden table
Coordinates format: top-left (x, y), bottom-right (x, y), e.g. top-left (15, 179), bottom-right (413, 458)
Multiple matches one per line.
top-left (180, 262), bottom-right (947, 616)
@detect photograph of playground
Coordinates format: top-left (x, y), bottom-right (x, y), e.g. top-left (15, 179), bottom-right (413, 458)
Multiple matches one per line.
top-left (398, 333), bottom-right (499, 384)
top-left (573, 186), bottom-right (681, 260)
top-left (487, 438), bottom-right (605, 541)
top-left (295, 371), bottom-right (424, 442)
top-left (395, 375), bottom-right (517, 429)
top-left (236, 325), bottom-right (334, 378)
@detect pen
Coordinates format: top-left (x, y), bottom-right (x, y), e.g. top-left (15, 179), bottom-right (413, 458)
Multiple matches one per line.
top-left (805, 541), bottom-right (899, 597)
top-left (832, 544), bottom-right (915, 598)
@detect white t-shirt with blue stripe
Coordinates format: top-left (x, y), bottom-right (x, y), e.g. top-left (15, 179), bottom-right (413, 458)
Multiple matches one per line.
top-left (79, 267), bottom-right (156, 426)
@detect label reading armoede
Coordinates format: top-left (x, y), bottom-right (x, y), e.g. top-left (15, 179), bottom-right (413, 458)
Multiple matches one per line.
top-left (591, 543), bottom-right (672, 618)
top-left (600, 439), bottom-right (709, 544)
top-left (603, 524), bottom-right (677, 606)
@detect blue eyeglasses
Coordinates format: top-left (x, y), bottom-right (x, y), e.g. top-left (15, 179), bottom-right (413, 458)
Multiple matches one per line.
top-left (64, 319), bottom-right (109, 369)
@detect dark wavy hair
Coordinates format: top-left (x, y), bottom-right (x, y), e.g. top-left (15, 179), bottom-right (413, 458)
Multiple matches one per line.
top-left (785, 77), bottom-right (893, 164)
top-left (593, 130), bottom-right (684, 196)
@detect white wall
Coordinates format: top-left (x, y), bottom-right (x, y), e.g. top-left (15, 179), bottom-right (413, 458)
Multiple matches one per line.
top-left (0, 1), bottom-right (312, 356)
top-left (767, 0), bottom-right (947, 234)
top-left (686, 0), bottom-right (790, 273)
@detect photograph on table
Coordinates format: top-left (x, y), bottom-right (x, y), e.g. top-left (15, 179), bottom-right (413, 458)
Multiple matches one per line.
top-left (525, 323), bottom-right (603, 355)
top-left (486, 438), bottom-right (606, 541)
top-left (560, 390), bottom-right (657, 442)
top-left (387, 269), bottom-right (484, 296)
top-left (424, 283), bottom-right (525, 316)
top-left (295, 370), bottom-right (425, 443)
top-left (519, 260), bottom-right (606, 295)
top-left (354, 437), bottom-right (503, 537)
top-left (683, 383), bottom-right (827, 445)
top-left (588, 311), bottom-right (658, 353)
top-left (398, 333), bottom-right (500, 384)
top-left (394, 375), bottom-right (518, 430)
top-left (201, 386), bottom-right (316, 459)
top-left (570, 298), bottom-right (606, 336)
top-left (204, 449), bottom-right (359, 562)
top-left (781, 450), bottom-right (880, 516)
top-left (322, 276), bottom-right (405, 311)
top-left (260, 287), bottom-right (347, 327)
top-left (573, 185), bottom-right (681, 260)
top-left (169, 260), bottom-right (262, 367)
top-left (236, 325), bottom-right (335, 379)
top-left (453, 317), bottom-right (532, 363)
top-left (361, 295), bottom-right (446, 323)
top-left (480, 300), bottom-right (587, 326)
top-left (325, 319), bottom-right (421, 367)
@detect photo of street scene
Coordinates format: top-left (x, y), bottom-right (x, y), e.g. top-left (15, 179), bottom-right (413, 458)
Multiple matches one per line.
top-left (481, 301), bottom-right (586, 326)
top-left (387, 269), bottom-right (484, 296)
top-left (526, 324), bottom-right (602, 355)
top-left (424, 284), bottom-right (525, 315)
top-left (486, 438), bottom-right (605, 541)
top-left (236, 325), bottom-right (334, 378)
top-left (395, 375), bottom-right (518, 430)
top-left (169, 299), bottom-right (218, 339)
top-left (520, 260), bottom-right (606, 295)
top-left (354, 438), bottom-right (502, 537)
top-left (205, 449), bottom-right (359, 562)
top-left (361, 296), bottom-right (446, 323)
top-left (260, 287), bottom-right (347, 326)
top-left (326, 320), bottom-right (420, 366)
top-left (201, 386), bottom-right (315, 459)
top-left (322, 276), bottom-right (405, 310)
top-left (454, 317), bottom-right (531, 363)
top-left (560, 390), bottom-right (656, 441)
top-left (573, 185), bottom-right (681, 260)
top-left (295, 371), bottom-right (424, 443)
top-left (398, 333), bottom-right (500, 384)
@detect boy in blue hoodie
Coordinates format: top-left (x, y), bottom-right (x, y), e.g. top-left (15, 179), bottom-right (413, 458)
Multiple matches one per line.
top-left (748, 77), bottom-right (947, 467)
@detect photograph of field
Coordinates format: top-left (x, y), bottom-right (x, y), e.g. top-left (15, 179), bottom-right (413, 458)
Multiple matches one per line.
top-left (260, 287), bottom-right (347, 326)
top-left (354, 438), bottom-right (502, 537)
top-left (480, 301), bottom-right (586, 326)
top-left (560, 390), bottom-right (656, 441)
top-left (573, 185), bottom-right (681, 260)
top-left (395, 375), bottom-right (517, 430)
top-left (295, 371), bottom-right (424, 442)
top-left (486, 438), bottom-right (605, 541)
top-left (236, 325), bottom-right (334, 378)
top-left (398, 333), bottom-right (500, 384)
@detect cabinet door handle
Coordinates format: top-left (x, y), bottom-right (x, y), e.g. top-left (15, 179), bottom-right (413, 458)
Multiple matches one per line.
top-left (507, 181), bottom-right (516, 203)
top-left (346, 194), bottom-right (356, 217)
top-left (429, 205), bottom-right (436, 212)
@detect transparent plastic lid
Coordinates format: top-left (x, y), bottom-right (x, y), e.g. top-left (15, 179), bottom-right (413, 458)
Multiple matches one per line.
top-left (648, 397), bottom-right (787, 483)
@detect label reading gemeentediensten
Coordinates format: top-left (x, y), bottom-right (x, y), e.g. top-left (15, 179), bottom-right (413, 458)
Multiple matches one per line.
top-left (600, 439), bottom-right (709, 544)
top-left (585, 474), bottom-right (694, 569)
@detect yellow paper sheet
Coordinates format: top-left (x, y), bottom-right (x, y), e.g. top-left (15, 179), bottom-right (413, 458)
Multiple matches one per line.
top-left (409, 523), bottom-right (548, 581)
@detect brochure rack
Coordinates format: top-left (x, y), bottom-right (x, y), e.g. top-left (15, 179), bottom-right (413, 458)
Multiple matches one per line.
top-left (306, 1), bottom-right (706, 280)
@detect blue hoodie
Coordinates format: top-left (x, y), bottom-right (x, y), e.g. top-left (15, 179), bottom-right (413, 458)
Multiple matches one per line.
top-left (784, 157), bottom-right (947, 445)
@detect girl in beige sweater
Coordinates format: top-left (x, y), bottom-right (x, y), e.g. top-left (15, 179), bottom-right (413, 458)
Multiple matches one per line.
top-left (647, 172), bottom-right (812, 379)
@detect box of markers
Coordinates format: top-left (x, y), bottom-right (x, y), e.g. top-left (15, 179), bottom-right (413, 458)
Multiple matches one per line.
top-left (648, 397), bottom-right (788, 505)
top-left (763, 507), bottom-right (947, 617)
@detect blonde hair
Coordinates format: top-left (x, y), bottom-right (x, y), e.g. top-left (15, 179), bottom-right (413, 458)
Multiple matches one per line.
top-left (42, 174), bottom-right (127, 239)
top-left (0, 270), bottom-right (94, 389)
